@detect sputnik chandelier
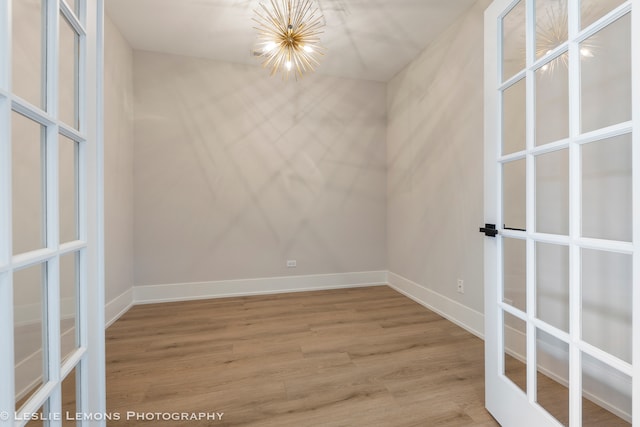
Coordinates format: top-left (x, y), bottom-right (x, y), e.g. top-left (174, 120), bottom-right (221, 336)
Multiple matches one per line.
top-left (253, 0), bottom-right (326, 79)
top-left (536, 0), bottom-right (595, 73)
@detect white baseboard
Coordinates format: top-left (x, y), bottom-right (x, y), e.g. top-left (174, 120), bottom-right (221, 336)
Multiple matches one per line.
top-left (105, 288), bottom-right (134, 328)
top-left (134, 270), bottom-right (389, 305)
top-left (387, 271), bottom-right (485, 339)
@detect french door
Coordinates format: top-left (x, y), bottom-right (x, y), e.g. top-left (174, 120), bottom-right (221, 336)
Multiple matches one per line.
top-left (0, 1), bottom-right (105, 426)
top-left (484, 0), bottom-right (638, 425)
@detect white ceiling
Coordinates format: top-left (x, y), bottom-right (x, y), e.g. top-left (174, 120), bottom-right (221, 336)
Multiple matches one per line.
top-left (106, 0), bottom-right (477, 82)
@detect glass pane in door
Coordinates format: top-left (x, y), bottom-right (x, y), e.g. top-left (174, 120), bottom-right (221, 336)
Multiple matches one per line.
top-left (535, 55), bottom-right (569, 146)
top-left (536, 329), bottom-right (569, 425)
top-left (60, 13), bottom-right (79, 129)
top-left (60, 252), bottom-right (78, 362)
top-left (502, 0), bottom-right (526, 81)
top-left (504, 238), bottom-right (526, 312)
top-left (12, 0), bottom-right (45, 109)
top-left (581, 13), bottom-right (631, 133)
top-left (14, 263), bottom-right (46, 410)
top-left (536, 242), bottom-right (569, 332)
top-left (582, 134), bottom-right (632, 242)
top-left (503, 159), bottom-right (526, 231)
top-left (581, 0), bottom-right (627, 29)
top-left (59, 134), bottom-right (79, 243)
top-left (503, 78), bottom-right (526, 155)
top-left (61, 367), bottom-right (78, 427)
top-left (12, 111), bottom-right (46, 255)
top-left (535, 149), bottom-right (569, 235)
top-left (504, 311), bottom-right (527, 393)
top-left (581, 353), bottom-right (631, 426)
top-left (535, 0), bottom-right (568, 60)
top-left (581, 249), bottom-right (632, 363)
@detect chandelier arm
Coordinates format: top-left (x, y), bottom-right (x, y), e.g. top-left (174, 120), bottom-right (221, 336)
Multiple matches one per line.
top-left (296, 25), bottom-right (323, 40)
top-left (300, 51), bottom-right (320, 67)
top-left (297, 52), bottom-right (315, 71)
top-left (255, 12), bottom-right (283, 36)
top-left (269, 0), bottom-right (286, 26)
top-left (292, 53), bottom-right (304, 77)
top-left (292, 0), bottom-right (313, 30)
top-left (262, 51), bottom-right (280, 68)
top-left (261, 2), bottom-right (287, 34)
top-left (295, 10), bottom-right (318, 34)
top-left (286, 0), bottom-right (295, 27)
top-left (271, 52), bottom-right (286, 75)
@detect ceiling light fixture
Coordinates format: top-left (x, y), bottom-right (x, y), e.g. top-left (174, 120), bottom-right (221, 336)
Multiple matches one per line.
top-left (253, 0), bottom-right (326, 79)
top-left (537, 0), bottom-right (595, 73)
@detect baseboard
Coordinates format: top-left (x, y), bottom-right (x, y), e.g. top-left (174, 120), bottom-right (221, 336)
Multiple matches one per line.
top-left (387, 271), bottom-right (484, 339)
top-left (134, 270), bottom-right (389, 305)
top-left (105, 288), bottom-right (134, 328)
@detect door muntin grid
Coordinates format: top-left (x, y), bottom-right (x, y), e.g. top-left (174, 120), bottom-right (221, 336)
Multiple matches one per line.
top-left (2, 0), bottom-right (90, 425)
top-left (496, 0), bottom-right (635, 425)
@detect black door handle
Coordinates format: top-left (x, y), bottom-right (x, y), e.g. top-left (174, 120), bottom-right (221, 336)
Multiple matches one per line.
top-left (479, 223), bottom-right (498, 237)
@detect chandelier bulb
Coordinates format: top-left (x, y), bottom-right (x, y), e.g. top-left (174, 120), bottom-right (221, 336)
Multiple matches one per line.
top-left (253, 0), bottom-right (326, 79)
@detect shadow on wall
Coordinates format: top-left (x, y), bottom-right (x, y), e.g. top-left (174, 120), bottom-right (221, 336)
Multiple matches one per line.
top-left (386, 0), bottom-right (487, 312)
top-left (134, 52), bottom-right (388, 286)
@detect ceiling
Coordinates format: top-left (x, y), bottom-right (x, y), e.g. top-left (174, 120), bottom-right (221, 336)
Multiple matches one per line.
top-left (105, 0), bottom-right (477, 82)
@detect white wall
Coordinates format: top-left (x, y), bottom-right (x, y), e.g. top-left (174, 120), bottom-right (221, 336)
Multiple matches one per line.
top-left (387, 0), bottom-right (491, 322)
top-left (133, 51), bottom-right (387, 288)
top-left (104, 15), bottom-right (135, 310)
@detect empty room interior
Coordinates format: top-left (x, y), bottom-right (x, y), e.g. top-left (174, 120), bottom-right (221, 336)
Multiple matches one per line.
top-left (4, 0), bottom-right (638, 426)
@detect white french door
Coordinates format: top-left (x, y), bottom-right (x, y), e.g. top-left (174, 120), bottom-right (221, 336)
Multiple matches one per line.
top-left (0, 1), bottom-right (105, 426)
top-left (484, 0), bottom-right (639, 425)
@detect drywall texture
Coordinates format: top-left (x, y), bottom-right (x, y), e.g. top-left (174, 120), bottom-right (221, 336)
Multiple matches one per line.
top-left (133, 51), bottom-right (387, 287)
top-left (387, 0), bottom-right (490, 314)
top-left (104, 15), bottom-right (135, 303)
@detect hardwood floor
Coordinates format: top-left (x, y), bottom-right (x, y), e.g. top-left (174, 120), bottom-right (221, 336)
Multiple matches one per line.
top-left (105, 286), bottom-right (498, 426)
top-left (16, 285), bottom-right (630, 426)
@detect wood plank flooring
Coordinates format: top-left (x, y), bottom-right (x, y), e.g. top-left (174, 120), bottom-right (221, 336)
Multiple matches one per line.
top-left (105, 286), bottom-right (497, 426)
top-left (16, 285), bottom-right (629, 426)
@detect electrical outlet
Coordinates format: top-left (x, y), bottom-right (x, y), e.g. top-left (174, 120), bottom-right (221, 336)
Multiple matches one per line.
top-left (457, 279), bottom-right (464, 294)
top-left (287, 260), bottom-right (297, 268)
